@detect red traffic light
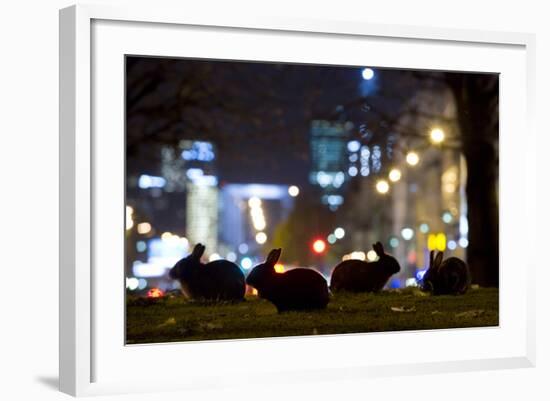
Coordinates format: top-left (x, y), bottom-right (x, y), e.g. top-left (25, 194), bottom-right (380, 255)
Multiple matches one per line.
top-left (312, 239), bottom-right (327, 254)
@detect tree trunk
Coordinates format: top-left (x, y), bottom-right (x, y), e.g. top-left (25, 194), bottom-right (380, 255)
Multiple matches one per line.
top-left (448, 74), bottom-right (499, 287)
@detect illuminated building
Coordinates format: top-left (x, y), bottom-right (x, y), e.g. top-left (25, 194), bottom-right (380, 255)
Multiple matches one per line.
top-left (186, 176), bottom-right (219, 254)
top-left (309, 120), bottom-right (353, 209)
top-left (220, 184), bottom-right (294, 256)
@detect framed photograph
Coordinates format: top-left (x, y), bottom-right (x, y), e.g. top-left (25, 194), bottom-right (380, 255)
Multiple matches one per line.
top-left (59, 4), bottom-right (536, 396)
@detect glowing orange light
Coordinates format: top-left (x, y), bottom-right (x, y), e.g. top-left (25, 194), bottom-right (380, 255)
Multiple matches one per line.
top-left (274, 263), bottom-right (285, 274)
top-left (147, 288), bottom-right (164, 298)
top-left (312, 239), bottom-right (327, 254)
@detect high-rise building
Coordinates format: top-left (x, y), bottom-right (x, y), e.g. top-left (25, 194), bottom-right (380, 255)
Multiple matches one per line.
top-left (309, 120), bottom-right (353, 209)
top-left (186, 178), bottom-right (219, 254)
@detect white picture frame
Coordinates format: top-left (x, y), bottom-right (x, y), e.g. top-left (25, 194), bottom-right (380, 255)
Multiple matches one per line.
top-left (59, 4), bottom-right (536, 397)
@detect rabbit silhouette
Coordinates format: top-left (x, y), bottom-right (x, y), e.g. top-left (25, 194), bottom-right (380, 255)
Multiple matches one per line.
top-left (246, 248), bottom-right (329, 312)
top-left (421, 250), bottom-right (470, 295)
top-left (169, 243), bottom-right (245, 301)
top-left (330, 242), bottom-right (400, 292)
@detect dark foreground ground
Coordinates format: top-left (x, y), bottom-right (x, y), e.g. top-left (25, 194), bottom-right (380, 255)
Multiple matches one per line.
top-left (126, 287), bottom-right (498, 344)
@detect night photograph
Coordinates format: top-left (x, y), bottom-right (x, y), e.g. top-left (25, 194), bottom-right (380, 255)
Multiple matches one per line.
top-left (124, 56), bottom-right (499, 344)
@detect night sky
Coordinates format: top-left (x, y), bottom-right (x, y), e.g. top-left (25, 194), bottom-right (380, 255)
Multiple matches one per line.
top-left (125, 56), bottom-right (421, 186)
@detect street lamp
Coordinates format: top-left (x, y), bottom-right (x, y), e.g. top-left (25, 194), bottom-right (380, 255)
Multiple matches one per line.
top-left (429, 127), bottom-right (445, 144)
top-left (375, 179), bottom-right (390, 194)
top-left (288, 185), bottom-right (300, 197)
top-left (255, 232), bottom-right (267, 244)
top-left (362, 67), bottom-right (374, 80)
top-left (406, 151), bottom-right (420, 166)
top-left (388, 168), bottom-right (402, 182)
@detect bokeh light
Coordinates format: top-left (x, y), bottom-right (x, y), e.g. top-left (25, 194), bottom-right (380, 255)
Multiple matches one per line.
top-left (312, 239), bottom-right (326, 254)
top-left (362, 67), bottom-right (374, 80)
top-left (376, 179), bottom-right (390, 194)
top-left (334, 227), bottom-right (345, 239)
top-left (388, 168), bottom-right (402, 182)
top-left (288, 185), bottom-right (300, 197)
top-left (255, 232), bottom-right (267, 244)
top-left (430, 127), bottom-right (445, 144)
top-left (406, 151), bottom-right (419, 166)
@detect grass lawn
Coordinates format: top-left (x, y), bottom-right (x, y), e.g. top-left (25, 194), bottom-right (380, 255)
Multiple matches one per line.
top-left (126, 287), bottom-right (498, 344)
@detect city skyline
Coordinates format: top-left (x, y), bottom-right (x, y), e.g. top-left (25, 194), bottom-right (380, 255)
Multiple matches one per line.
top-left (125, 55), bottom-right (498, 296)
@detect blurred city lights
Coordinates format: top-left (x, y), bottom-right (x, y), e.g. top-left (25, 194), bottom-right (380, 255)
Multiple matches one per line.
top-left (255, 232), bottom-right (267, 244)
top-left (428, 233), bottom-right (447, 251)
top-left (366, 250), bottom-right (378, 261)
top-left (312, 239), bottom-right (327, 254)
top-left (459, 237), bottom-right (469, 248)
top-left (342, 251), bottom-right (366, 261)
top-left (186, 168), bottom-right (204, 180)
top-left (137, 278), bottom-right (148, 290)
top-left (429, 127), bottom-right (445, 144)
top-left (249, 197), bottom-right (267, 231)
top-left (406, 151), bottom-right (420, 166)
top-left (136, 241), bottom-right (147, 253)
top-left (348, 166), bottom-right (358, 177)
top-left (126, 277), bottom-right (139, 290)
top-left (407, 250), bottom-right (417, 265)
top-left (248, 197), bottom-right (262, 208)
top-left (333, 172), bottom-right (346, 188)
top-left (323, 194), bottom-right (344, 208)
top-left (253, 219), bottom-right (266, 231)
top-left (274, 263), bottom-right (285, 274)
top-left (442, 211), bottom-right (453, 224)
top-left (137, 222), bottom-right (152, 234)
top-left (147, 288), bottom-right (164, 298)
top-left (416, 269), bottom-right (428, 281)
top-left (181, 141), bottom-right (215, 162)
top-left (209, 253), bottom-right (221, 262)
top-left (401, 227), bottom-right (414, 240)
top-left (460, 215), bottom-right (469, 235)
top-left (405, 278), bottom-right (418, 287)
top-left (419, 223), bottom-right (430, 234)
top-left (161, 232), bottom-right (173, 240)
top-left (226, 252), bottom-right (237, 262)
top-left (138, 174), bottom-right (166, 189)
top-left (238, 243), bottom-right (249, 254)
top-left (347, 140), bottom-right (361, 152)
top-left (389, 236), bottom-right (400, 248)
top-left (362, 67), bottom-right (375, 80)
top-left (132, 261), bottom-right (168, 278)
top-left (126, 206), bottom-right (134, 230)
top-left (376, 179), bottom-right (390, 194)
top-left (240, 257), bottom-right (253, 270)
top-left (437, 233), bottom-right (447, 251)
top-left (327, 233), bottom-right (337, 244)
top-left (334, 227), bottom-right (345, 239)
top-left (388, 168), bottom-right (402, 182)
top-left (179, 236), bottom-right (189, 248)
top-left (448, 240), bottom-right (457, 250)
top-left (288, 185), bottom-right (300, 197)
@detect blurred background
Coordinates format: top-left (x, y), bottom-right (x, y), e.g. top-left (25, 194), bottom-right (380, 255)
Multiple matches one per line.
top-left (124, 57), bottom-right (499, 296)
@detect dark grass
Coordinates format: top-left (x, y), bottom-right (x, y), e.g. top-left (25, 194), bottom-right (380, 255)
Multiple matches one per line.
top-left (126, 287), bottom-right (498, 344)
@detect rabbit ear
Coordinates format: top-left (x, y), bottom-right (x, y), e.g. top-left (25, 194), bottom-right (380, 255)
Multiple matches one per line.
top-left (434, 251), bottom-right (444, 268)
top-left (191, 243), bottom-right (205, 259)
top-left (266, 248), bottom-right (282, 265)
top-left (429, 250), bottom-right (435, 268)
top-left (372, 242), bottom-right (385, 256)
